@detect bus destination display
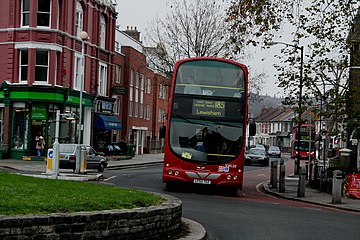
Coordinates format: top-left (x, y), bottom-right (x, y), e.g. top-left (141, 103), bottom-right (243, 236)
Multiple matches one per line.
top-left (192, 99), bottom-right (225, 117)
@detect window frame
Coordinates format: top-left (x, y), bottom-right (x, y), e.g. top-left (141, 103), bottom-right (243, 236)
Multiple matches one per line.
top-left (19, 49), bottom-right (29, 83)
top-left (115, 65), bottom-right (121, 84)
top-left (129, 69), bottom-right (134, 117)
top-left (37, 0), bottom-right (52, 28)
top-left (34, 50), bottom-right (49, 83)
top-left (98, 62), bottom-right (108, 96)
top-left (73, 53), bottom-right (82, 91)
top-left (100, 15), bottom-right (106, 49)
top-left (75, 0), bottom-right (83, 37)
top-left (147, 79), bottom-right (151, 94)
top-left (21, 0), bottom-right (30, 27)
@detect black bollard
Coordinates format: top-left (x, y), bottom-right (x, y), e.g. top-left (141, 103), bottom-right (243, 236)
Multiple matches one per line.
top-left (270, 161), bottom-right (278, 188)
top-left (279, 164), bottom-right (285, 193)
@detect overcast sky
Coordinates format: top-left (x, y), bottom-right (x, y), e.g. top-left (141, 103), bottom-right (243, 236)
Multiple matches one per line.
top-left (116, 0), bottom-right (285, 98)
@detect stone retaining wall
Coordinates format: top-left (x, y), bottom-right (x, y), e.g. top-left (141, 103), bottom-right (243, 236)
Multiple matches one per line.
top-left (0, 193), bottom-right (182, 240)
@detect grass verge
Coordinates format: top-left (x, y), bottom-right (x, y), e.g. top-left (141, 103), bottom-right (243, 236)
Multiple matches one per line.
top-left (0, 172), bottom-right (163, 216)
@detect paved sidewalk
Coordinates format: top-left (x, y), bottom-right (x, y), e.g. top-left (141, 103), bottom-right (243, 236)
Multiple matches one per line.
top-left (262, 156), bottom-right (360, 213)
top-left (263, 177), bottom-right (360, 212)
top-left (0, 153), bottom-right (165, 181)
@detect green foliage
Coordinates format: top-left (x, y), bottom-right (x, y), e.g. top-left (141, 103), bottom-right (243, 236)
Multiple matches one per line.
top-left (227, 0), bottom-right (359, 136)
top-left (0, 172), bottom-right (163, 216)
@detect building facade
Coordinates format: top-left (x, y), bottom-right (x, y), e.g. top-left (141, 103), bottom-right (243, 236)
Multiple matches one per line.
top-left (253, 106), bottom-right (294, 152)
top-left (115, 28), bottom-right (170, 155)
top-left (0, 0), bottom-right (118, 159)
top-left (0, 1), bottom-right (170, 160)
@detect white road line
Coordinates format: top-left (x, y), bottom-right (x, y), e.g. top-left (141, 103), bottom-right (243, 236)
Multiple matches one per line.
top-left (103, 175), bottom-right (117, 181)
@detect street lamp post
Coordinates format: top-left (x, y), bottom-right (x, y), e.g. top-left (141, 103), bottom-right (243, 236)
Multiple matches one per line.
top-left (76, 31), bottom-right (89, 173)
top-left (52, 110), bottom-right (61, 179)
top-left (52, 111), bottom-right (78, 179)
top-left (269, 41), bottom-right (304, 176)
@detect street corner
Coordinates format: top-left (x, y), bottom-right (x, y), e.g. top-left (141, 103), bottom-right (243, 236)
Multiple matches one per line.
top-left (178, 217), bottom-right (207, 240)
top-left (17, 172), bottom-right (104, 182)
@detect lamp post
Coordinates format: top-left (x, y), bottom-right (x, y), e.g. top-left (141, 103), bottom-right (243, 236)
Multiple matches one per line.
top-left (269, 41), bottom-right (304, 175)
top-left (52, 110), bottom-right (61, 179)
top-left (76, 31), bottom-right (89, 173)
top-left (52, 111), bottom-right (78, 179)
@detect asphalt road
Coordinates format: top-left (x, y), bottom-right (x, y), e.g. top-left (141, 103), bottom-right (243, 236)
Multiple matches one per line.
top-left (101, 158), bottom-right (360, 240)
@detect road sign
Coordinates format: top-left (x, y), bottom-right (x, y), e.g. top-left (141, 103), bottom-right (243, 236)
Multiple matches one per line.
top-left (48, 149), bottom-right (53, 159)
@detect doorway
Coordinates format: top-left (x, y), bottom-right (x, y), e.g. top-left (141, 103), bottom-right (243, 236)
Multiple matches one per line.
top-left (31, 120), bottom-right (46, 156)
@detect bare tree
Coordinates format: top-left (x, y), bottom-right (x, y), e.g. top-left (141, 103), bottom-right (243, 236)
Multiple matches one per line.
top-left (144, 0), bottom-right (265, 96)
top-left (144, 0), bottom-right (233, 78)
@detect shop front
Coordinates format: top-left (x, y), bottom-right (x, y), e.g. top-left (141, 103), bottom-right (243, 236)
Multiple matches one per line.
top-left (93, 99), bottom-right (122, 154)
top-left (0, 83), bottom-right (94, 160)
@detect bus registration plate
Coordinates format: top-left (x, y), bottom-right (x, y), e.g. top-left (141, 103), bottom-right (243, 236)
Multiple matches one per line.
top-left (194, 179), bottom-right (211, 184)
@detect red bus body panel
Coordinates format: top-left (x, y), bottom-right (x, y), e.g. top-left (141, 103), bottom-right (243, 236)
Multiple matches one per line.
top-left (162, 57), bottom-right (248, 190)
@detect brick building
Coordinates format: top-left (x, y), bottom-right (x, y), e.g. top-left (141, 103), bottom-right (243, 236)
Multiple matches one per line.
top-left (115, 28), bottom-right (170, 155)
top-left (0, 1), bottom-right (170, 159)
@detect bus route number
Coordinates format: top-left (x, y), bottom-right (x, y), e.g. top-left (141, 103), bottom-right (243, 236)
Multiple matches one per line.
top-left (215, 101), bottom-right (225, 109)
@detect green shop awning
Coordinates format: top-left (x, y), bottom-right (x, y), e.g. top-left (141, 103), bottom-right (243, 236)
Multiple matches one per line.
top-left (94, 113), bottom-right (122, 130)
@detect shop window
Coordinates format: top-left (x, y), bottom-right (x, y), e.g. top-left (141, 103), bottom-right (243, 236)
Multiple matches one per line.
top-left (12, 106), bottom-right (29, 150)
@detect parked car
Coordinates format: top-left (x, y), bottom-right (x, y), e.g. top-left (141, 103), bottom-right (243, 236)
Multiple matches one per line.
top-left (254, 144), bottom-right (266, 151)
top-left (58, 144), bottom-right (108, 172)
top-left (268, 146), bottom-right (281, 158)
top-left (245, 148), bottom-right (269, 166)
top-left (101, 142), bottom-right (128, 156)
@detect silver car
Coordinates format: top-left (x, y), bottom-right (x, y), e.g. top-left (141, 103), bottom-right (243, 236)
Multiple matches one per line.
top-left (268, 146), bottom-right (281, 158)
top-left (245, 148), bottom-right (269, 166)
top-left (58, 144), bottom-right (108, 172)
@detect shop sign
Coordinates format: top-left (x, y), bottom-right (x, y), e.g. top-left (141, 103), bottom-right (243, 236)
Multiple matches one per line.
top-left (345, 173), bottom-right (360, 199)
top-left (96, 100), bottom-right (113, 114)
top-left (32, 103), bottom-right (47, 120)
top-left (111, 86), bottom-right (127, 95)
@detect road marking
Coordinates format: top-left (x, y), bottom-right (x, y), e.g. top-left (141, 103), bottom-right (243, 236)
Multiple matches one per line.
top-left (256, 182), bottom-right (277, 199)
top-left (103, 175), bottom-right (117, 181)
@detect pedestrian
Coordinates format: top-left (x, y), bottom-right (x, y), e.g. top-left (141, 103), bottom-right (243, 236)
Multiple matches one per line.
top-left (35, 132), bottom-right (45, 157)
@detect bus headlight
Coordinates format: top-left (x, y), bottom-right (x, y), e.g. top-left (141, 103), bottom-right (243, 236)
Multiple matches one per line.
top-left (233, 175), bottom-right (238, 180)
top-left (168, 169), bottom-right (173, 175)
top-left (174, 170), bottom-right (180, 176)
top-left (227, 174), bottom-right (232, 180)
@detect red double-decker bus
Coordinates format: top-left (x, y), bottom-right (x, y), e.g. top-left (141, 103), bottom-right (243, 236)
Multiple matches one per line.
top-left (162, 57), bottom-right (252, 193)
top-left (291, 124), bottom-right (316, 159)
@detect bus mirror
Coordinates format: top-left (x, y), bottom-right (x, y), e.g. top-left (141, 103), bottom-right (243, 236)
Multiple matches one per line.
top-left (249, 122), bottom-right (256, 136)
top-left (160, 126), bottom-right (166, 138)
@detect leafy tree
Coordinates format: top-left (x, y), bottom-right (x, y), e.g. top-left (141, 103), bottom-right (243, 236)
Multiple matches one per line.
top-left (227, 0), bottom-right (359, 140)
